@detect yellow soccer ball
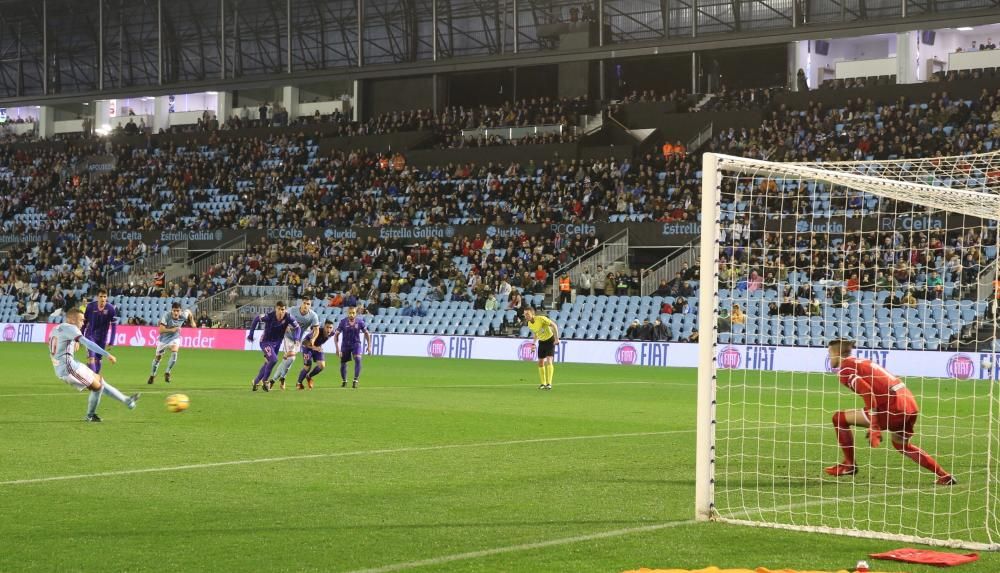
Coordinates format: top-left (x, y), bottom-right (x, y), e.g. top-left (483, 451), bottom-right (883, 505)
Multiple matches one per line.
top-left (165, 393), bottom-right (190, 413)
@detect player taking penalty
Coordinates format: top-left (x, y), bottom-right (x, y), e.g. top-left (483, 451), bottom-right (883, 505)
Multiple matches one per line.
top-left (524, 307), bottom-right (558, 390)
top-left (48, 307), bottom-right (139, 422)
top-left (825, 339), bottom-right (955, 485)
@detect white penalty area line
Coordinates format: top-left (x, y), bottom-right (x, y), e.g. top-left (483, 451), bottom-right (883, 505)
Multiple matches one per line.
top-left (343, 479), bottom-right (928, 573)
top-left (343, 521), bottom-right (695, 573)
top-left (0, 430), bottom-right (685, 486)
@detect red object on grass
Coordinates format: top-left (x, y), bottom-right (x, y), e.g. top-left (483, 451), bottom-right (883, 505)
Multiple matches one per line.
top-left (870, 548), bottom-right (978, 567)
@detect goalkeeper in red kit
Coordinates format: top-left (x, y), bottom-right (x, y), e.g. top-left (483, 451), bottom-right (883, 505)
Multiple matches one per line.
top-left (825, 339), bottom-right (956, 485)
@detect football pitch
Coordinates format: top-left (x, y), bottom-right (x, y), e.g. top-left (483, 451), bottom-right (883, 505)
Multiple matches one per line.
top-left (2, 345), bottom-right (998, 572)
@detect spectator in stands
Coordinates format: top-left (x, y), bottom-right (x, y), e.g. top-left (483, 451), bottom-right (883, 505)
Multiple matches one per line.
top-left (682, 328), bottom-right (699, 343)
top-left (807, 298), bottom-right (821, 316)
top-left (614, 274), bottom-right (630, 296)
top-left (559, 274), bottom-right (572, 307)
top-left (427, 284), bottom-right (446, 302)
top-left (654, 279), bottom-right (670, 297)
top-left (21, 298), bottom-right (39, 322)
top-left (797, 69), bottom-right (809, 92)
top-left (883, 291), bottom-right (902, 308)
top-left (652, 319), bottom-right (669, 341)
top-left (604, 272), bottom-right (616, 296)
top-left (666, 272), bottom-right (685, 297)
top-left (509, 290), bottom-right (523, 311)
top-left (831, 286), bottom-right (852, 307)
top-left (779, 296), bottom-right (799, 316)
top-left (344, 291), bottom-right (359, 308)
top-left (768, 301), bottom-right (780, 316)
top-left (197, 313), bottom-right (213, 328)
top-left (926, 270), bottom-right (944, 301)
top-left (579, 268), bottom-right (593, 296)
top-left (452, 288), bottom-right (470, 303)
top-left (681, 261), bottom-right (697, 281)
top-left (674, 296), bottom-right (689, 314)
top-left (902, 289), bottom-right (918, 307)
top-left (639, 319), bottom-right (655, 340)
top-left (485, 293), bottom-right (498, 311)
top-left (731, 304), bottom-right (746, 325)
top-left (845, 274), bottom-right (860, 293)
top-left (717, 308), bottom-right (731, 333)
top-left (625, 320), bottom-right (642, 340)
top-left (963, 254), bottom-right (980, 284)
top-left (413, 301), bottom-right (429, 317)
top-left (660, 300), bottom-right (674, 314)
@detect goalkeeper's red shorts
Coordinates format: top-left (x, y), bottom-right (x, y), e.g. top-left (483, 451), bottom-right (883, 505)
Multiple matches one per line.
top-left (870, 410), bottom-right (917, 440)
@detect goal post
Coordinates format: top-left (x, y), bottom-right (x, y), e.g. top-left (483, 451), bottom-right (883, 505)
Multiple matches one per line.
top-left (695, 151), bottom-right (1000, 550)
top-left (696, 152), bottom-right (721, 522)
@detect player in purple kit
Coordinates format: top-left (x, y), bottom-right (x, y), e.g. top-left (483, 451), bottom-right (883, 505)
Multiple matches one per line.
top-left (334, 307), bottom-right (372, 388)
top-left (297, 320), bottom-right (335, 390)
top-left (82, 289), bottom-right (118, 375)
top-left (247, 301), bottom-right (300, 392)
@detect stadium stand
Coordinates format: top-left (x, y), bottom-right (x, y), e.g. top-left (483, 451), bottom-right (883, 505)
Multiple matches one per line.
top-left (1, 85), bottom-right (999, 347)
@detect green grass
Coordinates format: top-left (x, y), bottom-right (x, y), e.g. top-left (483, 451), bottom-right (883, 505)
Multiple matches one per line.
top-left (2, 345), bottom-right (998, 572)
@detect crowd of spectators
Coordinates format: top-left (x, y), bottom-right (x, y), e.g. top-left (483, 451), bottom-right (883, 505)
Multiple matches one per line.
top-left (717, 218), bottom-right (992, 309)
top-left (700, 87), bottom-right (784, 112)
top-left (437, 130), bottom-right (579, 149)
top-left (711, 87), bottom-right (1000, 162)
top-left (0, 134), bottom-right (701, 234)
top-left (0, 237), bottom-right (164, 323)
top-left (198, 230), bottom-right (591, 310)
top-left (956, 38), bottom-right (998, 52)
top-left (3, 84), bottom-right (1000, 336)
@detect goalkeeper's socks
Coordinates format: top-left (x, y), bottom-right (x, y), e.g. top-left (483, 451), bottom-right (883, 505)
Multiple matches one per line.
top-left (895, 442), bottom-right (947, 477)
top-left (832, 411), bottom-right (855, 465)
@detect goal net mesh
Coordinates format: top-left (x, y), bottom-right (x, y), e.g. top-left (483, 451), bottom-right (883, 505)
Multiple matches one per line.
top-left (702, 151), bottom-right (1000, 550)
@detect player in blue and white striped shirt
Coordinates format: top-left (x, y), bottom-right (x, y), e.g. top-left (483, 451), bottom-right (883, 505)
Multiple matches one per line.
top-left (148, 302), bottom-right (196, 385)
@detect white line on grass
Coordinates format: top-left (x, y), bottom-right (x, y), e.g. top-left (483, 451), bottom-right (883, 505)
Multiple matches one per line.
top-left (343, 521), bottom-right (696, 573)
top-left (341, 482), bottom-right (920, 573)
top-left (0, 430), bottom-right (683, 486)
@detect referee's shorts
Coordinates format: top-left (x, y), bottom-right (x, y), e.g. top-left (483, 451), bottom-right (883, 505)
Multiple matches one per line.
top-left (537, 337), bottom-right (555, 359)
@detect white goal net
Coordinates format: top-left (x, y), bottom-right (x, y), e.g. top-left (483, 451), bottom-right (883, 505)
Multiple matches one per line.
top-left (695, 151), bottom-right (1000, 550)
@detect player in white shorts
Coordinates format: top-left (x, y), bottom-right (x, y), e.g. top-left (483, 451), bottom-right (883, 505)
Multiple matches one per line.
top-left (48, 307), bottom-right (140, 422)
top-left (268, 299), bottom-right (320, 390)
top-left (149, 302), bottom-right (195, 385)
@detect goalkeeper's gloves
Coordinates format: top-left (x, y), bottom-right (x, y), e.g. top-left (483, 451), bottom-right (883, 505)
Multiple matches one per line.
top-left (867, 428), bottom-right (882, 448)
